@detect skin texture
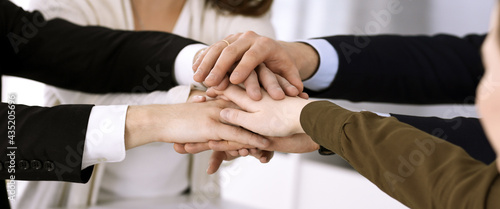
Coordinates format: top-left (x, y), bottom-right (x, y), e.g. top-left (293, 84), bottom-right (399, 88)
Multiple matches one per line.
top-left (193, 31), bottom-right (316, 100)
top-left (123, 99), bottom-right (270, 150)
top-left (215, 85), bottom-right (311, 136)
top-left (131, 0), bottom-right (186, 32)
top-left (175, 91), bottom-right (276, 174)
top-left (477, 5), bottom-right (500, 171)
top-left (174, 85), bottom-right (319, 157)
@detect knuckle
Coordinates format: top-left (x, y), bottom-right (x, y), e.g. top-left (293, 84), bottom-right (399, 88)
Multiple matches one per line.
top-left (222, 45), bottom-right (237, 55)
top-left (245, 49), bottom-right (260, 60)
top-left (243, 30), bottom-right (257, 38)
top-left (257, 37), bottom-right (273, 50)
top-left (213, 43), bottom-right (226, 51)
top-left (258, 36), bottom-right (272, 45)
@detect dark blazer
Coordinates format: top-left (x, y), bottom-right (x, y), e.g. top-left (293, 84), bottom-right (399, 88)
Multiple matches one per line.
top-left (309, 34), bottom-right (485, 104)
top-left (0, 1), bottom-right (198, 207)
top-left (304, 34), bottom-right (495, 164)
top-left (391, 114), bottom-right (495, 164)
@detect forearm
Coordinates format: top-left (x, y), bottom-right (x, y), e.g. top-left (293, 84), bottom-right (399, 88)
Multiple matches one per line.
top-left (49, 86), bottom-right (192, 105)
top-left (301, 101), bottom-right (500, 208)
top-left (1, 1), bottom-right (199, 93)
top-left (124, 105), bottom-right (156, 150)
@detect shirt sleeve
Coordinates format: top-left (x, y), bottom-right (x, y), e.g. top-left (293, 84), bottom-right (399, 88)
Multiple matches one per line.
top-left (81, 105), bottom-right (128, 169)
top-left (300, 101), bottom-right (500, 208)
top-left (300, 39), bottom-right (339, 91)
top-left (174, 43), bottom-right (207, 88)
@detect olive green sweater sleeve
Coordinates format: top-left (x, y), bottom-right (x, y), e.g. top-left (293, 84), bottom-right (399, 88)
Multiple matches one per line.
top-left (300, 101), bottom-right (500, 209)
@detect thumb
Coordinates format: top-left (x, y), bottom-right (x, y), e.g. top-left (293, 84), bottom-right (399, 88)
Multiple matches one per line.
top-left (220, 108), bottom-right (252, 129)
top-left (218, 85), bottom-right (255, 111)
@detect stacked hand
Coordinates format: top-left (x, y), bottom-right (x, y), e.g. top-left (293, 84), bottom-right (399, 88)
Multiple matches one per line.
top-left (193, 31), bottom-right (318, 100)
top-left (175, 85), bottom-right (320, 173)
top-left (174, 31), bottom-right (323, 174)
top-left (176, 90), bottom-right (275, 174)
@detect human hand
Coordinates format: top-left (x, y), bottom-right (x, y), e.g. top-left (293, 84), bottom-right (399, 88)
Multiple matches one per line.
top-left (204, 63), bottom-right (304, 101)
top-left (210, 85), bottom-right (312, 137)
top-left (187, 89), bottom-right (207, 103)
top-left (124, 99), bottom-right (270, 150)
top-left (173, 143), bottom-right (274, 174)
top-left (176, 91), bottom-right (274, 174)
top-left (174, 133), bottom-right (319, 173)
top-left (209, 134), bottom-right (319, 154)
top-left (193, 31), bottom-right (319, 100)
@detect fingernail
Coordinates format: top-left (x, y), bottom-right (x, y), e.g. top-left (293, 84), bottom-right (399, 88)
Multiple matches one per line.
top-left (230, 72), bottom-right (239, 83)
top-left (220, 109), bottom-right (229, 120)
top-left (194, 68), bottom-right (201, 75)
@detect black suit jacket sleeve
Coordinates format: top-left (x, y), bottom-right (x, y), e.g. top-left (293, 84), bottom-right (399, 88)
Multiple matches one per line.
top-left (391, 114), bottom-right (496, 164)
top-left (306, 34), bottom-right (485, 104)
top-left (0, 0), bottom-right (199, 93)
top-left (0, 103), bottom-right (94, 183)
top-left (0, 0), bottom-right (198, 184)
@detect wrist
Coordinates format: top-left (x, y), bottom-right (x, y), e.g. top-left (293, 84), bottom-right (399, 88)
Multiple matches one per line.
top-left (124, 105), bottom-right (156, 149)
top-left (283, 41), bottom-right (319, 80)
top-left (291, 98), bottom-right (313, 134)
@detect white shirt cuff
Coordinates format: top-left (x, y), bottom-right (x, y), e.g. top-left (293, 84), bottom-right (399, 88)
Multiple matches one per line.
top-left (300, 39), bottom-right (339, 91)
top-left (174, 44), bottom-right (208, 88)
top-left (81, 105), bottom-right (128, 169)
top-left (372, 111), bottom-right (391, 117)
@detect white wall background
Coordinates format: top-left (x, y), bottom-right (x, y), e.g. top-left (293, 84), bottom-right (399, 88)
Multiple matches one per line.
top-left (4, 0), bottom-right (496, 209)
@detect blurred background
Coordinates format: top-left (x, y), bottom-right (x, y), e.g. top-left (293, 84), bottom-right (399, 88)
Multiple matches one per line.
top-left (4, 0), bottom-right (495, 208)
